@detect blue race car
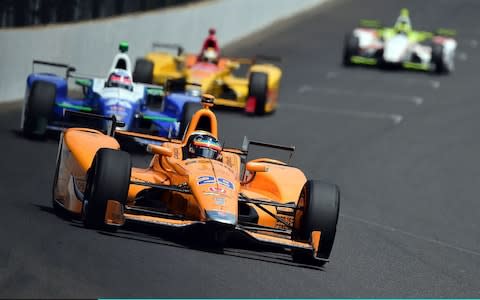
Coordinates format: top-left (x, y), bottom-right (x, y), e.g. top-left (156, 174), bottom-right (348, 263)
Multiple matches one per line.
top-left (21, 42), bottom-right (202, 139)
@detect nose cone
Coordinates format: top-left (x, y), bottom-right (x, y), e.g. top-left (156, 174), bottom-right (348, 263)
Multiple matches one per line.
top-left (383, 35), bottom-right (409, 63)
top-left (205, 210), bottom-right (237, 226)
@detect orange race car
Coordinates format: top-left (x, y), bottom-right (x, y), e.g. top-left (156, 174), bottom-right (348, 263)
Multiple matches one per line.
top-left (52, 95), bottom-right (340, 266)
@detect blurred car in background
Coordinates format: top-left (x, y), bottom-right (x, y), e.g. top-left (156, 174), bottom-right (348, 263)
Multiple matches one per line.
top-left (343, 8), bottom-right (457, 74)
top-left (133, 43), bottom-right (282, 115)
top-left (21, 42), bottom-right (201, 139)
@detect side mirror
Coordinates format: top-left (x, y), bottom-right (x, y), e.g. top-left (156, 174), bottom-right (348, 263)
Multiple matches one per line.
top-left (75, 78), bottom-right (92, 87)
top-left (147, 144), bottom-right (173, 157)
top-left (246, 161), bottom-right (268, 173)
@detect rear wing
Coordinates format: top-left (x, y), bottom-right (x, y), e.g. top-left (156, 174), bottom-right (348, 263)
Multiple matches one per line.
top-left (435, 28), bottom-right (456, 37)
top-left (242, 137), bottom-right (295, 163)
top-left (221, 136), bottom-right (295, 180)
top-left (152, 43), bottom-right (184, 56)
top-left (64, 110), bottom-right (125, 136)
top-left (359, 19), bottom-right (382, 29)
top-left (254, 54), bottom-right (282, 64)
top-left (32, 60), bottom-right (76, 78)
top-left (229, 54), bottom-right (282, 66)
top-left (165, 78), bottom-right (202, 93)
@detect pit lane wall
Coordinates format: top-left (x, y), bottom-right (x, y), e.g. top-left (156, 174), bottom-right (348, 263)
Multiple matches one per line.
top-left (0, 0), bottom-right (326, 103)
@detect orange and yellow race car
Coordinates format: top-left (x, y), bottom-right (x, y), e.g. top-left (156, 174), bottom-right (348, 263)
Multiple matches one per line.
top-left (52, 95), bottom-right (339, 266)
top-left (132, 43), bottom-right (282, 116)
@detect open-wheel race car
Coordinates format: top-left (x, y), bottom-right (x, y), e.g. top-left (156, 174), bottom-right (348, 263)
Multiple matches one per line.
top-left (52, 94), bottom-right (340, 266)
top-left (343, 8), bottom-right (457, 74)
top-left (21, 42), bottom-right (201, 139)
top-left (133, 43), bottom-right (282, 115)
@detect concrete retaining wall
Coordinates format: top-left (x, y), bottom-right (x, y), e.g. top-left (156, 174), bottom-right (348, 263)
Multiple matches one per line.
top-left (0, 0), bottom-right (326, 102)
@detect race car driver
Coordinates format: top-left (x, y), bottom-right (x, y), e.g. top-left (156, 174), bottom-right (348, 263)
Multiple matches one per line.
top-left (105, 69), bottom-right (134, 91)
top-left (198, 28), bottom-right (220, 63)
top-left (185, 131), bottom-right (222, 160)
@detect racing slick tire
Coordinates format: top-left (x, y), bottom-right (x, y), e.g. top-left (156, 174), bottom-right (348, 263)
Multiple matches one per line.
top-left (343, 32), bottom-right (359, 66)
top-left (133, 58), bottom-right (154, 84)
top-left (179, 101), bottom-right (203, 139)
top-left (292, 180), bottom-right (340, 266)
top-left (22, 80), bottom-right (56, 138)
top-left (82, 148), bottom-right (131, 230)
top-left (432, 43), bottom-right (450, 74)
top-left (247, 72), bottom-right (268, 116)
top-left (51, 138), bottom-right (71, 219)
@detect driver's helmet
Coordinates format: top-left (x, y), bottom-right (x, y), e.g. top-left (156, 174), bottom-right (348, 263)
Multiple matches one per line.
top-left (394, 8), bottom-right (412, 34)
top-left (106, 69), bottom-right (133, 91)
top-left (201, 47), bottom-right (219, 64)
top-left (186, 131), bottom-right (222, 160)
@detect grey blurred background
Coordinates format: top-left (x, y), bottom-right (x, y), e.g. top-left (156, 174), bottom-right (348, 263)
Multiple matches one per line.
top-left (0, 0), bottom-right (201, 27)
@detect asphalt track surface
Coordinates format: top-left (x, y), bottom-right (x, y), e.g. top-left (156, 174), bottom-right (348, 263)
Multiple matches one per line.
top-left (1, 0), bottom-right (480, 297)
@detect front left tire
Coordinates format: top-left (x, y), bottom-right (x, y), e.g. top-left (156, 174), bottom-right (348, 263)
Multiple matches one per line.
top-left (82, 148), bottom-right (132, 229)
top-left (292, 180), bottom-right (340, 266)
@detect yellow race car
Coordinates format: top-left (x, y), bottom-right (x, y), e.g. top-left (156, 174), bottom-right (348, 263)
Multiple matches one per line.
top-left (52, 94), bottom-right (340, 266)
top-left (133, 43), bottom-right (282, 115)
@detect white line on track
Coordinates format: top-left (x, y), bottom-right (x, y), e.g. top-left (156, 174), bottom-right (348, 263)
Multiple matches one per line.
top-left (280, 103), bottom-right (403, 124)
top-left (459, 38), bottom-right (478, 48)
top-left (298, 85), bottom-right (424, 105)
top-left (341, 213), bottom-right (480, 258)
top-left (324, 71), bottom-right (441, 89)
top-left (457, 52), bottom-right (469, 62)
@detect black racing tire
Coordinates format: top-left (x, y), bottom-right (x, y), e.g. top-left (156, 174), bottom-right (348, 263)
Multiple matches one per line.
top-left (82, 148), bottom-right (131, 230)
top-left (22, 80), bottom-right (56, 138)
top-left (292, 180), bottom-right (340, 266)
top-left (247, 72), bottom-right (268, 115)
top-left (51, 139), bottom-right (71, 219)
top-left (343, 32), bottom-right (359, 66)
top-left (133, 58), bottom-right (154, 84)
top-left (179, 102), bottom-right (202, 139)
top-left (432, 43), bottom-right (448, 74)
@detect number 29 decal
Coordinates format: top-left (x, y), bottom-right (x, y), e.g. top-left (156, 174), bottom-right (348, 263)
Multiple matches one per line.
top-left (197, 176), bottom-right (235, 190)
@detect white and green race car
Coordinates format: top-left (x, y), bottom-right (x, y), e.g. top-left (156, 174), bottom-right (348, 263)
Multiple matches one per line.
top-left (343, 8), bottom-right (457, 74)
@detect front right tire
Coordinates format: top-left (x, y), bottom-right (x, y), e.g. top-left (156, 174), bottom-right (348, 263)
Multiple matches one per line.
top-left (343, 32), bottom-right (359, 66)
top-left (247, 72), bottom-right (269, 115)
top-left (179, 102), bottom-right (203, 139)
top-left (432, 43), bottom-right (451, 74)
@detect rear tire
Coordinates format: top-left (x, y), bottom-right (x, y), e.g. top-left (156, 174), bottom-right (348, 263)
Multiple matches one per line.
top-left (292, 180), bottom-right (340, 266)
top-left (179, 102), bottom-right (202, 139)
top-left (247, 72), bottom-right (268, 115)
top-left (133, 58), bottom-right (154, 84)
top-left (343, 32), bottom-right (359, 66)
top-left (82, 148), bottom-right (131, 230)
top-left (22, 81), bottom-right (56, 138)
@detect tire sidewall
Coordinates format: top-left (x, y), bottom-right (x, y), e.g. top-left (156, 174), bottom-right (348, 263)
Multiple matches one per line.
top-left (82, 148), bottom-right (131, 228)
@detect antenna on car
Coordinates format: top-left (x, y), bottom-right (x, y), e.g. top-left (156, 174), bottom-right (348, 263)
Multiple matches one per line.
top-left (201, 94), bottom-right (215, 109)
top-left (242, 136), bottom-right (249, 153)
top-left (119, 41), bottom-right (129, 53)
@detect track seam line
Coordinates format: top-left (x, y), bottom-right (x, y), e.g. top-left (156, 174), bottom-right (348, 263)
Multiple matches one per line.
top-left (298, 85), bottom-right (424, 105)
top-left (280, 103), bottom-right (403, 124)
top-left (340, 213), bottom-right (480, 258)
